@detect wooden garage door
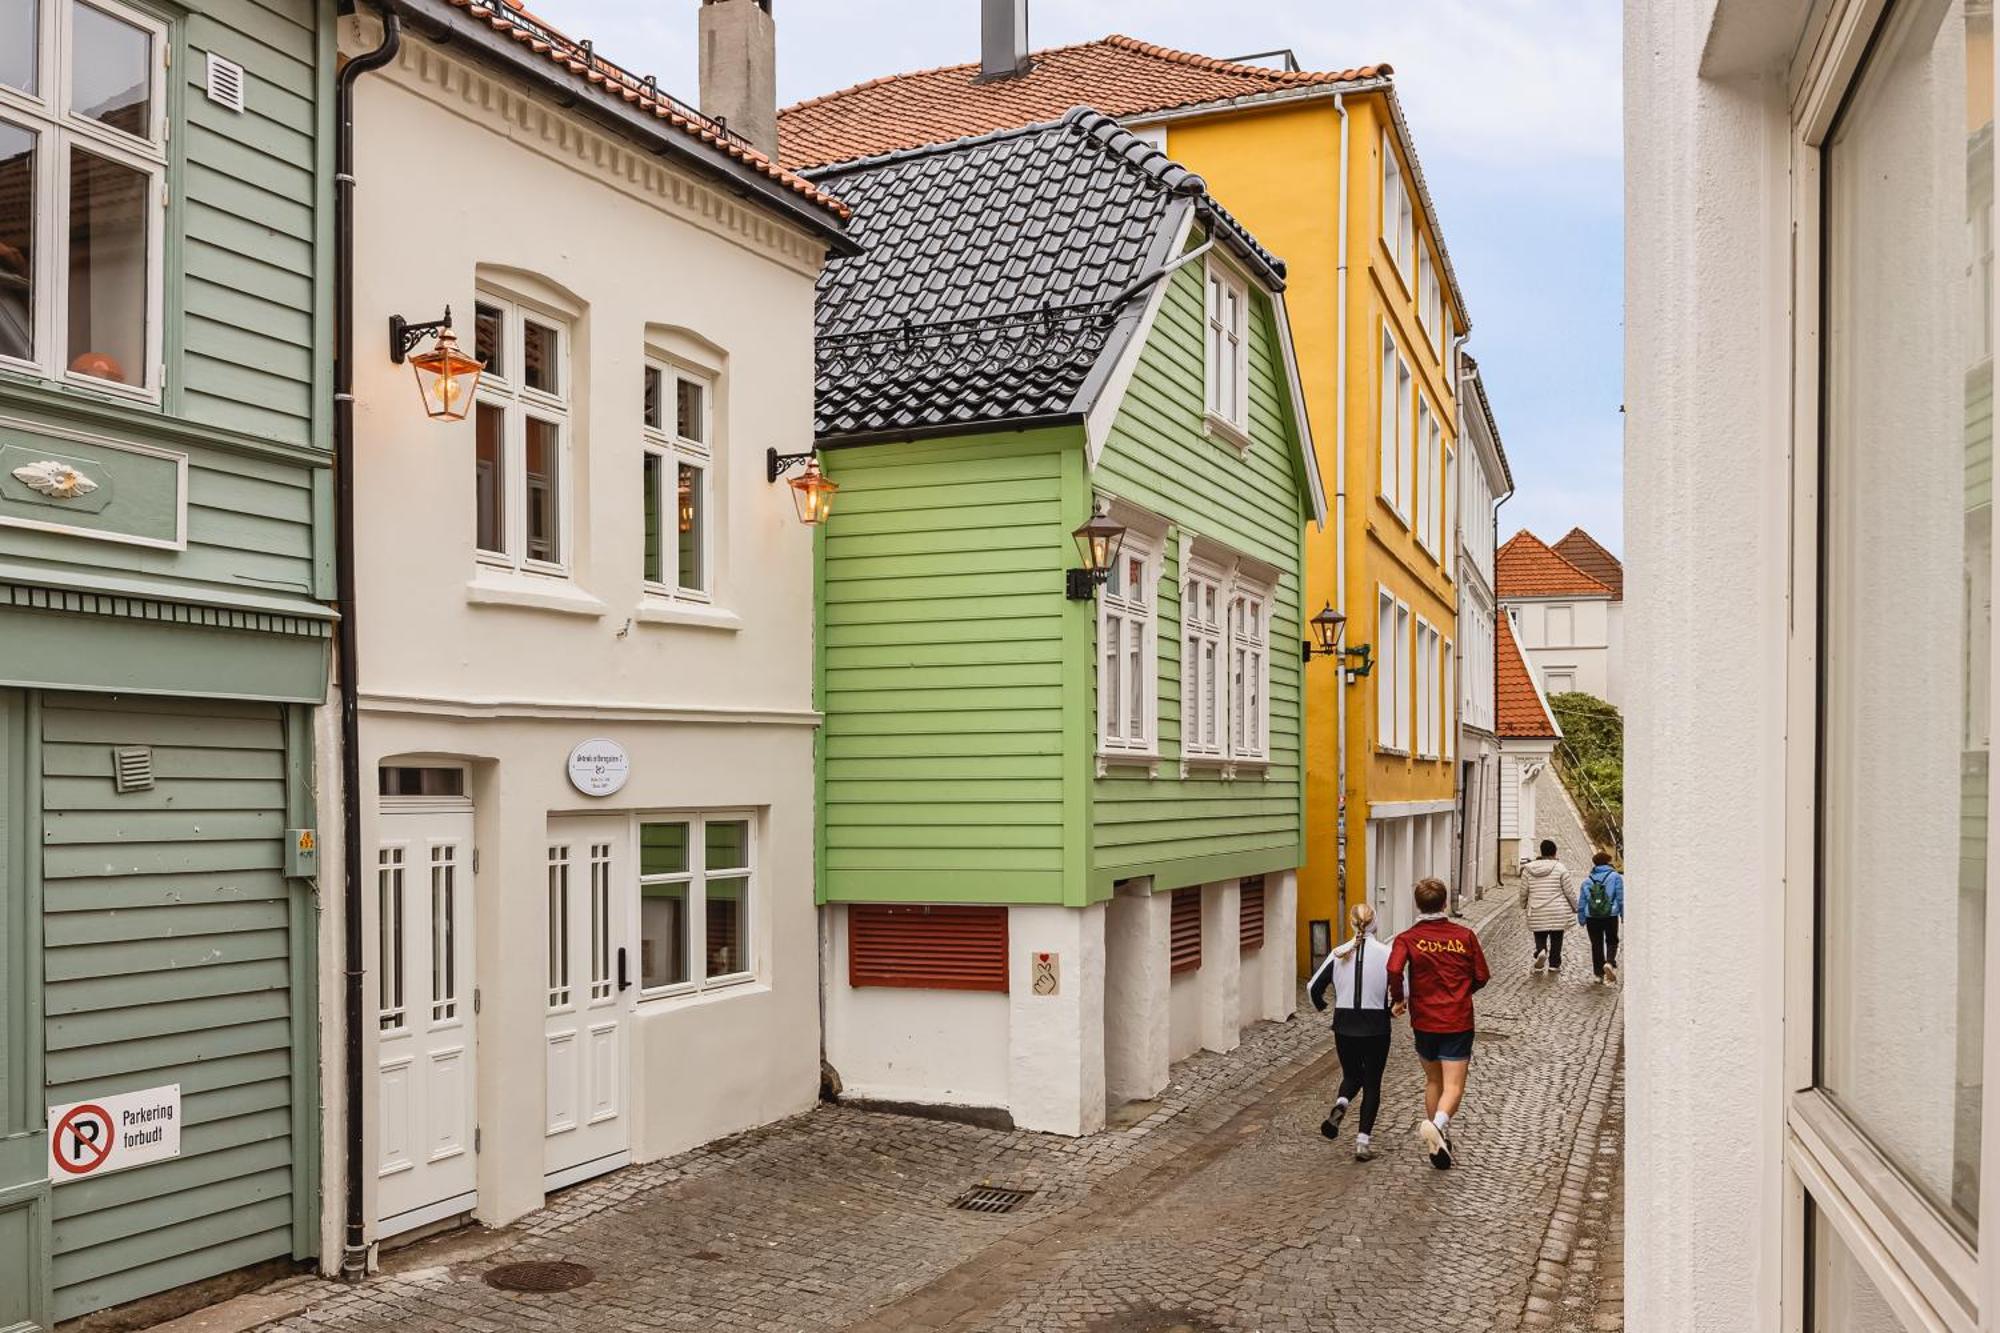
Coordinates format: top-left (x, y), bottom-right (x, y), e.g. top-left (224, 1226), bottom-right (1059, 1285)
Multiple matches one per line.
top-left (41, 694), bottom-right (308, 1321)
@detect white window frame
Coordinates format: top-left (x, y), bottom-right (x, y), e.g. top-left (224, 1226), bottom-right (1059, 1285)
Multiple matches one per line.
top-left (1182, 555), bottom-right (1229, 764)
top-left (635, 810), bottom-right (757, 1001)
top-left (0, 0), bottom-right (169, 402)
top-left (1418, 243), bottom-right (1437, 343)
top-left (1382, 129), bottom-right (1413, 282)
top-left (641, 356), bottom-right (715, 603)
top-left (1379, 328), bottom-right (1412, 522)
top-left (1415, 395), bottom-right (1437, 555)
top-left (1203, 255), bottom-right (1252, 450)
top-left (1443, 442), bottom-right (1458, 575)
top-left (1376, 588), bottom-right (1413, 755)
top-left (1442, 638), bottom-right (1454, 762)
top-left (1098, 519), bottom-right (1163, 765)
top-left (471, 291), bottom-right (572, 578)
top-left (1227, 573), bottom-right (1274, 766)
top-left (1546, 602), bottom-right (1575, 647)
top-left (1415, 617), bottom-right (1441, 760)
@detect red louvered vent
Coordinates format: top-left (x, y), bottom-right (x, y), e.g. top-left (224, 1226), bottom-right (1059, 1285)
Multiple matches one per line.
top-left (1170, 888), bottom-right (1202, 974)
top-left (848, 904), bottom-right (1009, 993)
top-left (1239, 876), bottom-right (1265, 951)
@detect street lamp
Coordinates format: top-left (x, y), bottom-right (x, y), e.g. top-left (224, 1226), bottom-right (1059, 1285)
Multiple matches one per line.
top-left (390, 308), bottom-right (485, 422)
top-left (1066, 511), bottom-right (1127, 600)
top-left (1301, 600), bottom-right (1374, 679)
top-left (767, 448), bottom-right (839, 525)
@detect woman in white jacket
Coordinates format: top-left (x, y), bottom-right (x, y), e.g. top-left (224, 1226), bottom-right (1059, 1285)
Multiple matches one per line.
top-left (1519, 839), bottom-right (1579, 974)
top-left (1307, 903), bottom-right (1394, 1160)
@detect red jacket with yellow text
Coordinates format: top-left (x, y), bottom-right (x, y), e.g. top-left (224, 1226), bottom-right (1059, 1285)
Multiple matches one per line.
top-left (1387, 915), bottom-right (1491, 1034)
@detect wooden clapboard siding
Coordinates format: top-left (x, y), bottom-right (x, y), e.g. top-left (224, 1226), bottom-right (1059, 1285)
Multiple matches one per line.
top-left (0, 690), bottom-right (52, 1333)
top-left (39, 693), bottom-right (298, 1322)
top-left (178, 0), bottom-right (331, 449)
top-left (818, 432), bottom-right (1074, 905)
top-left (1090, 260), bottom-right (1307, 891)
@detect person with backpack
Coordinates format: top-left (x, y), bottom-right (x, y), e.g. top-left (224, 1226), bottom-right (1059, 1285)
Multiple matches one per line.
top-left (1389, 877), bottom-right (1491, 1170)
top-left (1578, 851), bottom-right (1625, 985)
top-left (1519, 839), bottom-right (1578, 974)
top-left (1307, 902), bottom-right (1393, 1161)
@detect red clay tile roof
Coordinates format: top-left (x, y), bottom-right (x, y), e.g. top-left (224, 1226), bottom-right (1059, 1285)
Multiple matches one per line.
top-left (777, 35), bottom-right (1388, 170)
top-left (1496, 531), bottom-right (1614, 600)
top-left (434, 0), bottom-right (849, 220)
top-left (1496, 614), bottom-right (1560, 740)
top-left (1553, 528), bottom-right (1623, 601)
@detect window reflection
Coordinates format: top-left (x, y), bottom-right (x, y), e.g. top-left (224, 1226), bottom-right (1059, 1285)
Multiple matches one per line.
top-left (71, 2), bottom-right (150, 138)
top-left (66, 145), bottom-right (145, 385)
top-left (0, 122), bottom-right (33, 362)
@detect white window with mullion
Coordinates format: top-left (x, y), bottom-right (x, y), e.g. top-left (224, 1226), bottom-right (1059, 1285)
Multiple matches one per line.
top-left (1183, 561), bottom-right (1227, 762)
top-left (0, 0), bottom-right (167, 398)
top-left (1228, 577), bottom-right (1272, 764)
top-left (1380, 329), bottom-right (1412, 520)
top-left (472, 294), bottom-right (570, 575)
top-left (1100, 530), bottom-right (1161, 760)
top-left (642, 359), bottom-right (714, 600)
top-left (1204, 256), bottom-right (1252, 447)
top-left (637, 813), bottom-right (755, 999)
top-left (1415, 395), bottom-right (1438, 554)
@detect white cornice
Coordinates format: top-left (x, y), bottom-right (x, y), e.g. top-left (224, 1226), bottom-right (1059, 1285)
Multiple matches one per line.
top-left (382, 37), bottom-right (828, 277)
top-left (360, 691), bottom-right (822, 726)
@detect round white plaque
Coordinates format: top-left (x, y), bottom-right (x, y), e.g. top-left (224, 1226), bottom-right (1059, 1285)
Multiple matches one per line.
top-left (566, 738), bottom-right (630, 797)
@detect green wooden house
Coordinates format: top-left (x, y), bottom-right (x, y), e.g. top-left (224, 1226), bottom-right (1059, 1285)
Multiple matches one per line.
top-left (810, 110), bottom-right (1323, 1136)
top-left (0, 0), bottom-right (336, 1321)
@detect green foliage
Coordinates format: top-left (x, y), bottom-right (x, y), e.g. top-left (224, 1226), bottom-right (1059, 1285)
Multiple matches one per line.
top-left (1550, 692), bottom-right (1624, 857)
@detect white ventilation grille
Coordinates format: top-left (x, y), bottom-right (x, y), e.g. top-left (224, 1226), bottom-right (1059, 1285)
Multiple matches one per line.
top-left (112, 746), bottom-right (155, 794)
top-left (204, 53), bottom-right (245, 113)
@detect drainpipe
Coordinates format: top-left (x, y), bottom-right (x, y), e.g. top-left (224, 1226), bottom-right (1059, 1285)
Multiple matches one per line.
top-left (1331, 93), bottom-right (1352, 941)
top-left (334, 0), bottom-right (402, 1281)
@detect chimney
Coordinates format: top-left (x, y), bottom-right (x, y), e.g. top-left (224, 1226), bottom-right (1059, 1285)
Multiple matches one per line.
top-left (699, 0), bottom-right (778, 160)
top-left (978, 0), bottom-right (1031, 82)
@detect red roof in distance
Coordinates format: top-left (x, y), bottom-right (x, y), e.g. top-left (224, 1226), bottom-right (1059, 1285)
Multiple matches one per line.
top-left (1496, 531), bottom-right (1614, 600)
top-left (1496, 614), bottom-right (1561, 740)
top-left (1552, 528), bottom-right (1624, 600)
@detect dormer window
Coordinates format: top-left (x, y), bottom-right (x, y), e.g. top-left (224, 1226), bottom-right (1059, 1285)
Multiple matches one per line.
top-left (1203, 257), bottom-right (1251, 449)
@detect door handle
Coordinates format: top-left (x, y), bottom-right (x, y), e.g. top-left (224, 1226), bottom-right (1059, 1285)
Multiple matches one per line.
top-left (617, 946), bottom-right (631, 992)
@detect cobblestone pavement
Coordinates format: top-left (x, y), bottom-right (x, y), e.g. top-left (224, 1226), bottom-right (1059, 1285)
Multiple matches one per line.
top-left (256, 902), bottom-right (1621, 1333)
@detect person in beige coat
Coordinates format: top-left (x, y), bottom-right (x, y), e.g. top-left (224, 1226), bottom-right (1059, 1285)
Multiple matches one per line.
top-left (1519, 839), bottom-right (1579, 974)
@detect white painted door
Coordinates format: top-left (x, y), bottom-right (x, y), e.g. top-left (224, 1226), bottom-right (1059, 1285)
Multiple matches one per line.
top-left (543, 819), bottom-right (633, 1189)
top-left (374, 808), bottom-right (477, 1237)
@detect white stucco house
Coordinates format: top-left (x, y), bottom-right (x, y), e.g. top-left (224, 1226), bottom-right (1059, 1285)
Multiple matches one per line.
top-left (1497, 530), bottom-right (1619, 708)
top-left (1455, 355), bottom-right (1513, 906)
top-left (325, 0), bottom-right (852, 1257)
top-left (1628, 0), bottom-right (1997, 1326)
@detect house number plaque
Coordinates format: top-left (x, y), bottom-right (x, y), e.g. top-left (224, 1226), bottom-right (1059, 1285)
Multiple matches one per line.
top-left (566, 738), bottom-right (631, 797)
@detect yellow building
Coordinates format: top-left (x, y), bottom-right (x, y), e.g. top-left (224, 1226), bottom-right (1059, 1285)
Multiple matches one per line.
top-left (777, 30), bottom-right (1473, 963)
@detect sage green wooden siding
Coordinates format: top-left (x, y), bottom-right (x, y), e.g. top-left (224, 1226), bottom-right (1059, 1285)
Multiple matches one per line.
top-left (178, 0), bottom-right (333, 449)
top-left (0, 691), bottom-right (52, 1333)
top-left (817, 432), bottom-right (1076, 905)
top-left (40, 693), bottom-right (303, 1321)
top-left (1090, 261), bottom-right (1307, 893)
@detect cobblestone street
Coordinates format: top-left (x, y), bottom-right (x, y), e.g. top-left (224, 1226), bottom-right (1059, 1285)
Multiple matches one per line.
top-left (248, 900), bottom-right (1621, 1333)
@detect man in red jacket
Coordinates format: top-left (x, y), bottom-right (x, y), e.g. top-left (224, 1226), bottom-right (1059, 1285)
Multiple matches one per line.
top-left (1388, 877), bottom-right (1491, 1169)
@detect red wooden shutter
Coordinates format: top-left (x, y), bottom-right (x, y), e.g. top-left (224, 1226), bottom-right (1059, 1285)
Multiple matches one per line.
top-left (1239, 876), bottom-right (1265, 951)
top-left (1170, 888), bottom-right (1202, 974)
top-left (848, 904), bottom-right (1009, 993)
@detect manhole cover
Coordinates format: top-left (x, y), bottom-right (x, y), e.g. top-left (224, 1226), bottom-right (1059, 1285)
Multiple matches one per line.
top-left (950, 1184), bottom-right (1034, 1214)
top-left (482, 1260), bottom-right (596, 1293)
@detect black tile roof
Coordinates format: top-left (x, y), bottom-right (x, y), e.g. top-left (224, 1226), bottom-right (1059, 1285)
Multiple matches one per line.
top-left (808, 107), bottom-right (1285, 444)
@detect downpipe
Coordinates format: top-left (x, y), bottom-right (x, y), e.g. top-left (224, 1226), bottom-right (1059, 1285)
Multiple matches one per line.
top-left (334, 0), bottom-right (401, 1281)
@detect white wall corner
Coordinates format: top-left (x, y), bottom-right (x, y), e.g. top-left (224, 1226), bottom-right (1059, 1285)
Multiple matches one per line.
top-left (1199, 880), bottom-right (1241, 1054)
top-left (1007, 904), bottom-right (1107, 1136)
top-left (1105, 881), bottom-right (1171, 1104)
top-left (1263, 870), bottom-right (1299, 1021)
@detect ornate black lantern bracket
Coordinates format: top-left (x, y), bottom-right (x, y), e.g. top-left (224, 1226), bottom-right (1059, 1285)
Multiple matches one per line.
top-left (767, 447), bottom-right (818, 484)
top-left (390, 307), bottom-right (454, 365)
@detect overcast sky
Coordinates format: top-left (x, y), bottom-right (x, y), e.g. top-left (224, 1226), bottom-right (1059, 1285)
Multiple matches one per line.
top-left (550, 0), bottom-right (1625, 552)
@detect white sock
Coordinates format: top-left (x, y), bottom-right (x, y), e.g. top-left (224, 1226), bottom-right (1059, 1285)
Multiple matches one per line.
top-left (1433, 1111), bottom-right (1451, 1132)
top-left (1356, 1132), bottom-right (1371, 1146)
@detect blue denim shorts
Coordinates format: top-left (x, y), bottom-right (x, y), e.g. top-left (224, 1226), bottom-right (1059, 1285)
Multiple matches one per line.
top-left (1413, 1029), bottom-right (1476, 1062)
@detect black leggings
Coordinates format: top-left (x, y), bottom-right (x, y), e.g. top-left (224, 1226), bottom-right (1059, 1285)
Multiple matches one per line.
top-left (1333, 1031), bottom-right (1392, 1134)
top-left (1534, 929), bottom-right (1567, 969)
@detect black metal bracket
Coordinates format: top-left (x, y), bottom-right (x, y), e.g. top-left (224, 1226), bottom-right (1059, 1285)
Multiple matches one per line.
top-left (767, 447), bottom-right (817, 484)
top-left (389, 307), bottom-right (454, 365)
top-left (1066, 568), bottom-right (1105, 601)
top-left (1303, 638), bottom-right (1375, 678)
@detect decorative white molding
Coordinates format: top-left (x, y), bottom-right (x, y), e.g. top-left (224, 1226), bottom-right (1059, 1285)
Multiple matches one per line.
top-left (1366, 797), bottom-right (1457, 819)
top-left (11, 459), bottom-right (98, 498)
top-left (358, 690), bottom-right (821, 727)
top-left (387, 39), bottom-right (828, 277)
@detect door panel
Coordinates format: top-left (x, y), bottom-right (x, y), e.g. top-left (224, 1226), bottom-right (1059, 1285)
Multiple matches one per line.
top-left (543, 820), bottom-right (629, 1189)
top-left (374, 810), bottom-right (475, 1237)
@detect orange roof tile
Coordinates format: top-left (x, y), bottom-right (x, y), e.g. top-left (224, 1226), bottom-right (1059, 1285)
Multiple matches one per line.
top-left (1496, 614), bottom-right (1560, 740)
top-left (433, 0), bottom-right (849, 221)
top-left (1553, 528), bottom-right (1624, 600)
top-left (778, 34), bottom-right (1388, 170)
top-left (1496, 531), bottom-right (1614, 600)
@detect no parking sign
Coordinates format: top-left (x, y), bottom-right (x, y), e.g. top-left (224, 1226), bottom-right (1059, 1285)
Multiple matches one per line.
top-left (47, 1085), bottom-right (180, 1181)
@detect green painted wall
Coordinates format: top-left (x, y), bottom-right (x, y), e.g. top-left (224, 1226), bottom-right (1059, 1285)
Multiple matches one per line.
top-left (0, 691), bottom-right (51, 1333)
top-left (40, 693), bottom-right (306, 1321)
top-left (1087, 261), bottom-right (1307, 895)
top-left (817, 431), bottom-right (1077, 905)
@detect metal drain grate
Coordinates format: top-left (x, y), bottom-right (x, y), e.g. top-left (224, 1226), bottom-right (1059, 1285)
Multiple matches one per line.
top-left (482, 1260), bottom-right (596, 1293)
top-left (951, 1185), bottom-right (1034, 1214)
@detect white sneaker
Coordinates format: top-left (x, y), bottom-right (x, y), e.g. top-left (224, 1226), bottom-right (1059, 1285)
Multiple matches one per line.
top-left (1603, 963), bottom-right (1618, 986)
top-left (1533, 947), bottom-right (1548, 973)
top-left (1419, 1119), bottom-right (1453, 1169)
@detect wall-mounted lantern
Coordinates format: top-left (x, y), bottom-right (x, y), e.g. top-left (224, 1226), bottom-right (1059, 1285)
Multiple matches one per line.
top-left (390, 307), bottom-right (485, 422)
top-left (768, 447), bottom-right (838, 525)
top-left (1066, 510), bottom-right (1127, 600)
top-left (1301, 600), bottom-right (1374, 680)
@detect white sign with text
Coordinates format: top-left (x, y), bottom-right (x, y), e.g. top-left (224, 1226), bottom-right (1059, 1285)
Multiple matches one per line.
top-left (566, 738), bottom-right (631, 797)
top-left (48, 1084), bottom-right (181, 1181)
